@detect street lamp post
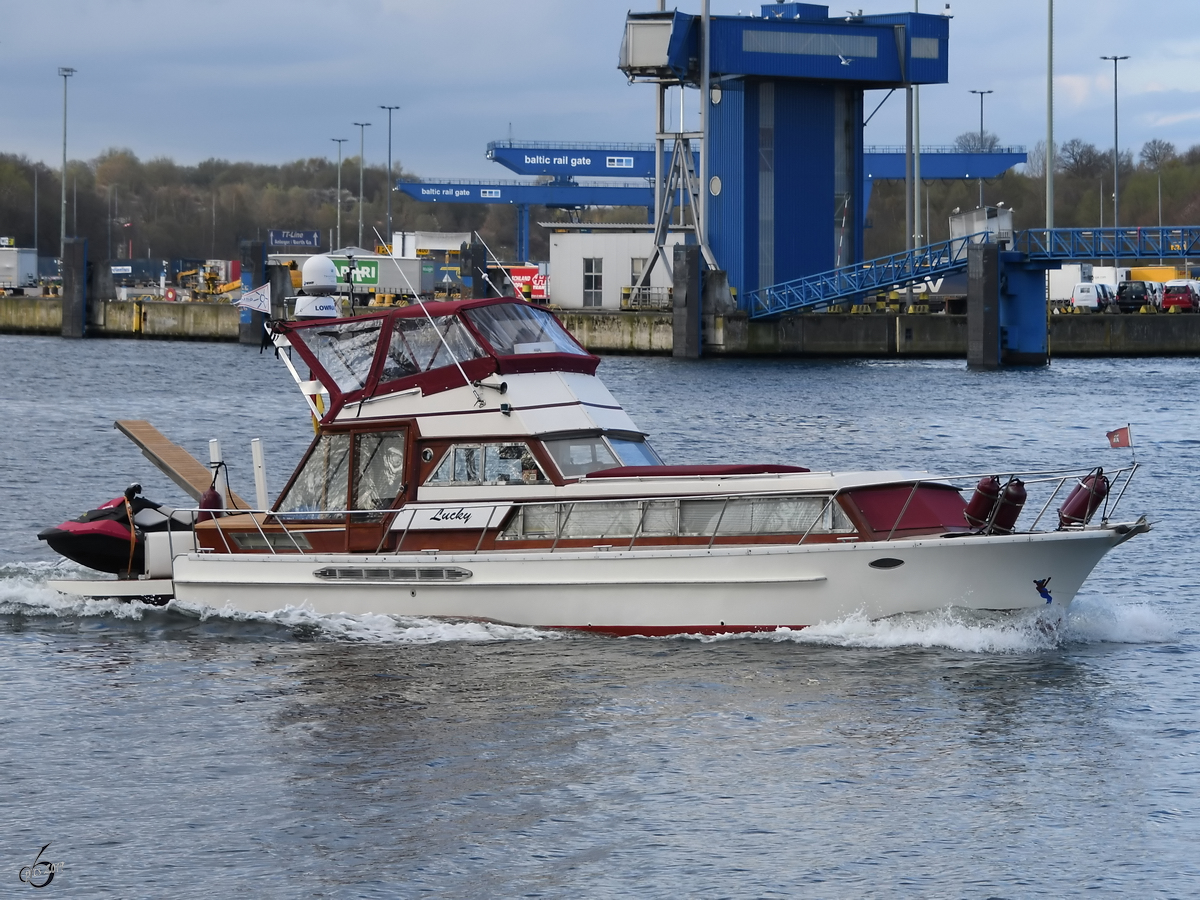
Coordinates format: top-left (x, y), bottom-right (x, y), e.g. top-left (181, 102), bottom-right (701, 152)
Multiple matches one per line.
top-left (353, 122), bottom-right (371, 248)
top-left (969, 89), bottom-right (993, 208)
top-left (379, 105), bottom-right (399, 254)
top-left (1101, 54), bottom-right (1129, 265)
top-left (331, 138), bottom-right (347, 250)
top-left (58, 67), bottom-right (76, 258)
top-left (1046, 0), bottom-right (1054, 230)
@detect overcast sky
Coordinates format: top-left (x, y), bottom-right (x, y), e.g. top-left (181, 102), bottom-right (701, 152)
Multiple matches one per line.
top-left (5, 0), bottom-right (1198, 179)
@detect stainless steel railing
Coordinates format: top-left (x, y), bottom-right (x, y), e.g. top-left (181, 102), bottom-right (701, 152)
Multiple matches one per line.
top-left (153, 462), bottom-right (1141, 562)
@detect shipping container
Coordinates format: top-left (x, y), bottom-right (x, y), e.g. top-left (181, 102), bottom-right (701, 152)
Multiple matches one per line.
top-left (0, 247), bottom-right (38, 288)
top-left (1130, 265), bottom-right (1182, 284)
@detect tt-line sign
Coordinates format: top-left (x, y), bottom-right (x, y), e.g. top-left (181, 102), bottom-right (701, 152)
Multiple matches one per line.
top-left (268, 229), bottom-right (321, 248)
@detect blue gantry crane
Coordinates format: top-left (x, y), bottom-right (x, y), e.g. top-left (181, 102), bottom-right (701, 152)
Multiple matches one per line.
top-left (619, 2), bottom-right (953, 298)
top-left (394, 177), bottom-right (653, 262)
top-left (397, 138), bottom-right (1025, 264)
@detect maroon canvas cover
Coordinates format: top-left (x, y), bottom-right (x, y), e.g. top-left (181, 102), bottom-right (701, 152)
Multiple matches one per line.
top-left (846, 483), bottom-right (968, 533)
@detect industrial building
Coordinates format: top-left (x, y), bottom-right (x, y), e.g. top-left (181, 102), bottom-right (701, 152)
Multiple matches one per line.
top-left (545, 227), bottom-right (682, 310)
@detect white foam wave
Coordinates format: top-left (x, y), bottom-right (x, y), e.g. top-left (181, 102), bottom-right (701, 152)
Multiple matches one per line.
top-left (2, 564), bottom-right (1178, 650)
top-left (1, 563), bottom-right (565, 643)
top-left (164, 600), bottom-right (564, 644)
top-left (1059, 595), bottom-right (1182, 645)
top-left (0, 572), bottom-right (155, 621)
top-left (672, 595), bottom-right (1180, 653)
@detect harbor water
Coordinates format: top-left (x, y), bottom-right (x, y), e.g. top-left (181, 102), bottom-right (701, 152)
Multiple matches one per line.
top-left (1, 334), bottom-right (1196, 897)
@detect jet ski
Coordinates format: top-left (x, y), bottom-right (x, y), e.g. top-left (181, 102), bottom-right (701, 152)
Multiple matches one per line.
top-left (38, 483), bottom-right (206, 577)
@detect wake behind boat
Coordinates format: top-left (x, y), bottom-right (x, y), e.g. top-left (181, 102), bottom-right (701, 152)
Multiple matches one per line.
top-left (42, 258), bottom-right (1148, 634)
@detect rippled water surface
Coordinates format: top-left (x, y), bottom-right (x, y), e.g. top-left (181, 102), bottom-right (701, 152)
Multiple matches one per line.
top-left (1, 335), bottom-right (1197, 897)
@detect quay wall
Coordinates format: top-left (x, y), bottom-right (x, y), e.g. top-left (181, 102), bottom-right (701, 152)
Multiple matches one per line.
top-left (0, 298), bottom-right (241, 341)
top-left (558, 310), bottom-right (674, 354)
top-left (0, 296), bottom-right (61, 333)
top-left (4, 297), bottom-right (1200, 357)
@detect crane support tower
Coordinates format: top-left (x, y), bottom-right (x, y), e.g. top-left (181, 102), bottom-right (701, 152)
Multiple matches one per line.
top-left (619, 2), bottom-right (951, 303)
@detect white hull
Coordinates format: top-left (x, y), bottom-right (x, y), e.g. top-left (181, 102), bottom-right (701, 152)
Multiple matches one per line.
top-left (167, 525), bottom-right (1138, 634)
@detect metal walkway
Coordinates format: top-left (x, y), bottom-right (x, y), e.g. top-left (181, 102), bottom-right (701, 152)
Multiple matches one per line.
top-left (746, 233), bottom-right (985, 318)
top-left (747, 226), bottom-right (1200, 319)
top-left (1013, 226), bottom-right (1200, 260)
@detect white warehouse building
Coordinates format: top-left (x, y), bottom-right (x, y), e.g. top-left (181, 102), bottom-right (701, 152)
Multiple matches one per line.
top-left (545, 226), bottom-right (683, 310)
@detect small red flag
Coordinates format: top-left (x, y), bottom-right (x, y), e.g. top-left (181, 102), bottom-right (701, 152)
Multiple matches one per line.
top-left (1106, 426), bottom-right (1133, 449)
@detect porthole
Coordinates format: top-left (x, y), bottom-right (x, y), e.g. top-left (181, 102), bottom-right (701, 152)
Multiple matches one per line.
top-left (709, 175), bottom-right (722, 196)
top-left (421, 448), bottom-right (434, 462)
top-left (868, 558), bottom-right (905, 570)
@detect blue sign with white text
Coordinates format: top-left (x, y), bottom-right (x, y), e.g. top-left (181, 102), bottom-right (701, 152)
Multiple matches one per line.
top-left (268, 229), bottom-right (321, 248)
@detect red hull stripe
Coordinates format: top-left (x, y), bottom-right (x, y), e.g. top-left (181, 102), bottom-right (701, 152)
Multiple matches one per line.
top-left (545, 624), bottom-right (810, 637)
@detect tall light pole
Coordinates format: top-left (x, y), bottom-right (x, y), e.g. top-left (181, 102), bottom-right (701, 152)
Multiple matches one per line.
top-left (969, 89), bottom-right (993, 208)
top-left (1100, 56), bottom-right (1128, 228)
top-left (353, 121), bottom-right (371, 248)
top-left (912, 0), bottom-right (921, 248)
top-left (58, 67), bottom-right (75, 258)
top-left (1101, 55), bottom-right (1128, 265)
top-left (1046, 0), bottom-right (1054, 230)
top-left (379, 105), bottom-right (399, 253)
top-left (331, 138), bottom-right (347, 250)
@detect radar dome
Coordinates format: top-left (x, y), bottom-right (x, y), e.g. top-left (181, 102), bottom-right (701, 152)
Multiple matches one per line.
top-left (301, 255), bottom-right (340, 295)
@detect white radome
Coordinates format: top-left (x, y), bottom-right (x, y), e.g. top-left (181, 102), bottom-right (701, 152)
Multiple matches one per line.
top-left (300, 255), bottom-right (340, 295)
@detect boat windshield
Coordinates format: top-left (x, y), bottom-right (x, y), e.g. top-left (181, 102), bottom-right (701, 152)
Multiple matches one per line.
top-left (380, 315), bottom-right (486, 383)
top-left (302, 320), bottom-right (384, 394)
top-left (464, 303), bottom-right (588, 357)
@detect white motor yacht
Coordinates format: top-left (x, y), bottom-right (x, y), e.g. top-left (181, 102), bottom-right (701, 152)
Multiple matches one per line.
top-left (46, 295), bottom-right (1148, 635)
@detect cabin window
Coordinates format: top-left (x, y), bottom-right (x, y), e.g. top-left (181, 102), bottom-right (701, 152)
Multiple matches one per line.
top-left (543, 435), bottom-right (661, 477)
top-left (608, 437), bottom-right (662, 467)
top-left (426, 442), bottom-right (549, 486)
top-left (544, 437), bottom-right (620, 477)
top-left (276, 429), bottom-right (409, 520)
top-left (380, 315), bottom-right (485, 383)
top-left (465, 303), bottom-right (589, 356)
top-left (303, 320), bottom-right (383, 394)
top-left (501, 496), bottom-right (854, 540)
top-left (276, 432), bottom-right (352, 519)
top-left (352, 431), bottom-right (408, 516)
top-left (678, 496), bottom-right (852, 536)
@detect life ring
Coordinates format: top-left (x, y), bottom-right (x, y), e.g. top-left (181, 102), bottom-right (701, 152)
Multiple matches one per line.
top-left (165, 287), bottom-right (177, 302)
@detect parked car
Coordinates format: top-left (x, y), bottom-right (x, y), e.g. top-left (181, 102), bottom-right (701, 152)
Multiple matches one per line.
top-left (1162, 280), bottom-right (1200, 312)
top-left (1070, 282), bottom-right (1108, 311)
top-left (1116, 280), bottom-right (1157, 313)
top-left (1096, 282), bottom-right (1117, 309)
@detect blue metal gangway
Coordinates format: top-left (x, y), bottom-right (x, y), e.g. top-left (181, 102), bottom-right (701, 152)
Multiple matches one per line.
top-left (1013, 226), bottom-right (1200, 261)
top-left (747, 226), bottom-right (1200, 318)
top-left (746, 233), bottom-right (987, 318)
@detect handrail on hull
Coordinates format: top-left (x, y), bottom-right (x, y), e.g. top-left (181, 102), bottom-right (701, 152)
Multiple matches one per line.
top-left (168, 463), bottom-right (1139, 560)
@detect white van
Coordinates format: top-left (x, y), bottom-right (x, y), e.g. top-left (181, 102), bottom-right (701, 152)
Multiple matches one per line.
top-left (1070, 283), bottom-right (1107, 311)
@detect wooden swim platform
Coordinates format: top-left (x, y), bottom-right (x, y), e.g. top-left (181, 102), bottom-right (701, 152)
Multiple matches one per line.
top-left (115, 419), bottom-right (249, 508)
